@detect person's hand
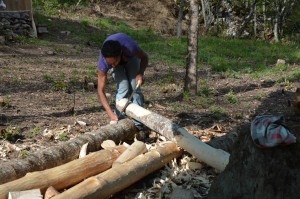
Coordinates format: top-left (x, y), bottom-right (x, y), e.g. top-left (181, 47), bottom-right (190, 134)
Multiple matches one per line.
top-left (136, 74), bottom-right (144, 85)
top-left (110, 120), bottom-right (118, 125)
top-left (109, 112), bottom-right (118, 124)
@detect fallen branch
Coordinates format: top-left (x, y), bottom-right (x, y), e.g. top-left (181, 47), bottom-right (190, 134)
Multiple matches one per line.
top-left (0, 146), bottom-right (127, 199)
top-left (116, 99), bottom-right (230, 171)
top-left (52, 142), bottom-right (183, 199)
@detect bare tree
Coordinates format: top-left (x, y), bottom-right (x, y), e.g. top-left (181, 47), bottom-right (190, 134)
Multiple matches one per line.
top-left (184, 0), bottom-right (199, 96)
top-left (177, 0), bottom-right (185, 37)
top-left (201, 0), bottom-right (214, 33)
top-left (271, 0), bottom-right (296, 42)
top-left (253, 0), bottom-right (257, 37)
top-left (237, 0), bottom-right (258, 37)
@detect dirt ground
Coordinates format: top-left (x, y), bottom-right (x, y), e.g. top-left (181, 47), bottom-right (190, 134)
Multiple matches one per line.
top-left (1, 0), bottom-right (300, 198)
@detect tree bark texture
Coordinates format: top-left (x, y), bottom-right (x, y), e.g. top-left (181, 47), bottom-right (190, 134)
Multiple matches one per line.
top-left (208, 124), bottom-right (300, 199)
top-left (184, 0), bottom-right (199, 96)
top-left (0, 119), bottom-right (137, 185)
top-left (116, 99), bottom-right (230, 171)
top-left (206, 132), bottom-right (238, 153)
top-left (52, 142), bottom-right (183, 199)
top-left (0, 146), bottom-right (126, 199)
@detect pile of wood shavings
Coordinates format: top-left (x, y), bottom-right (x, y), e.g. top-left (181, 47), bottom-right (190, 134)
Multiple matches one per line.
top-left (136, 139), bottom-right (217, 199)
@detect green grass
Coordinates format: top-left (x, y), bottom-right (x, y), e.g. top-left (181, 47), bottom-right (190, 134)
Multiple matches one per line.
top-left (30, 9), bottom-right (300, 78)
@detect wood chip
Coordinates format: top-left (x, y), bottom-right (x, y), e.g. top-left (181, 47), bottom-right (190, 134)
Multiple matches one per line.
top-left (101, 140), bottom-right (116, 149)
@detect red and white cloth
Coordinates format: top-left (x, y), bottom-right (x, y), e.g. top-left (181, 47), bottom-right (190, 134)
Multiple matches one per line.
top-left (251, 115), bottom-right (296, 148)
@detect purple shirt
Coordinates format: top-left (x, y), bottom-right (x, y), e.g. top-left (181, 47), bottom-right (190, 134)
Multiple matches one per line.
top-left (97, 33), bottom-right (141, 74)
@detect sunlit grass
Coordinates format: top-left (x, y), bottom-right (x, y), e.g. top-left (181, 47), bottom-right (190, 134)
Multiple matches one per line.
top-left (30, 9), bottom-right (300, 78)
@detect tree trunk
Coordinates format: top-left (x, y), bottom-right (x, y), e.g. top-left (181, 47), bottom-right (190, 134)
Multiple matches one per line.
top-left (52, 142), bottom-right (183, 199)
top-left (184, 0), bottom-right (199, 96)
top-left (208, 123), bottom-right (300, 199)
top-left (0, 119), bottom-right (137, 185)
top-left (263, 0), bottom-right (266, 35)
top-left (201, 0), bottom-right (207, 28)
top-left (177, 0), bottom-right (185, 37)
top-left (253, 1), bottom-right (257, 37)
top-left (273, 8), bottom-right (280, 42)
top-left (206, 131), bottom-right (237, 153)
top-left (116, 99), bottom-right (230, 171)
top-left (0, 146), bottom-right (127, 199)
top-left (237, 0), bottom-right (257, 37)
top-left (215, 0), bottom-right (221, 36)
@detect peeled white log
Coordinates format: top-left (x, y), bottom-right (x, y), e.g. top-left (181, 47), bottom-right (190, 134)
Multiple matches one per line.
top-left (116, 99), bottom-right (230, 171)
top-left (112, 140), bottom-right (147, 167)
top-left (52, 142), bottom-right (182, 199)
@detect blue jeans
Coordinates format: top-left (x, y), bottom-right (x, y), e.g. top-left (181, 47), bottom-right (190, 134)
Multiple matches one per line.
top-left (111, 56), bottom-right (144, 126)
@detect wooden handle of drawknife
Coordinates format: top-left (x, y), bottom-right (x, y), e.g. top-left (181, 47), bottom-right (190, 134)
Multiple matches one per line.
top-left (135, 80), bottom-right (141, 89)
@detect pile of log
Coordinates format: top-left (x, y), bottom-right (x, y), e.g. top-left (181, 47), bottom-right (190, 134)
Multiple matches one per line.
top-left (0, 100), bottom-right (231, 198)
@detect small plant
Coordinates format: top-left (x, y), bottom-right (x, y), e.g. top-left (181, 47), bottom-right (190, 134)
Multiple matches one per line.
top-left (194, 96), bottom-right (215, 108)
top-left (54, 46), bottom-right (66, 53)
top-left (51, 80), bottom-right (69, 91)
top-left (57, 132), bottom-right (68, 141)
top-left (183, 91), bottom-right (190, 101)
top-left (0, 126), bottom-right (24, 142)
top-left (18, 149), bottom-right (29, 159)
top-left (198, 87), bottom-right (214, 97)
top-left (224, 69), bottom-right (241, 78)
top-left (42, 73), bottom-right (54, 82)
top-left (225, 89), bottom-right (238, 104)
top-left (292, 71), bottom-right (300, 80)
top-left (1, 96), bottom-right (12, 108)
top-left (209, 106), bottom-right (226, 120)
top-left (27, 126), bottom-right (41, 138)
top-left (250, 72), bottom-right (262, 78)
top-left (277, 78), bottom-right (293, 89)
top-left (254, 92), bottom-right (267, 101)
top-left (170, 102), bottom-right (189, 112)
top-left (275, 64), bottom-right (288, 71)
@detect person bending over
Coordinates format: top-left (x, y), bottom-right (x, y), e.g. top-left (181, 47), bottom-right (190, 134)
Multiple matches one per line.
top-left (97, 33), bottom-right (148, 129)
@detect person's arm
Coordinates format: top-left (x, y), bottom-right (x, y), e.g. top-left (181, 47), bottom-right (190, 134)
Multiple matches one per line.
top-left (97, 69), bottom-right (118, 122)
top-left (135, 49), bottom-right (148, 85)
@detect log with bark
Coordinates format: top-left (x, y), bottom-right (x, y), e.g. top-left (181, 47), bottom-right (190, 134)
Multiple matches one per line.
top-left (116, 99), bottom-right (230, 171)
top-left (0, 119), bottom-right (138, 184)
top-left (0, 146), bottom-right (127, 199)
top-left (52, 142), bottom-right (183, 199)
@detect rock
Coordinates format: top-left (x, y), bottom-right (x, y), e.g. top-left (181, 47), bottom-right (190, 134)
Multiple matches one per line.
top-left (87, 82), bottom-right (95, 91)
top-left (276, 59), bottom-right (286, 66)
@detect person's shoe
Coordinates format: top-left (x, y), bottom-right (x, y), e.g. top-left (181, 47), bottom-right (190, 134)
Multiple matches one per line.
top-left (135, 125), bottom-right (150, 141)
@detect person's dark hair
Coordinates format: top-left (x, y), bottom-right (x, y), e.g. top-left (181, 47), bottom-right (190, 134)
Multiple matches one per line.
top-left (101, 40), bottom-right (122, 58)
